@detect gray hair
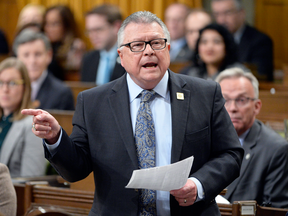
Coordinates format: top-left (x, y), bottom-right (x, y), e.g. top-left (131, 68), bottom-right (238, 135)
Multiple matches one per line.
top-left (215, 67), bottom-right (259, 99)
top-left (211, 0), bottom-right (243, 11)
top-left (117, 11), bottom-right (170, 48)
top-left (13, 29), bottom-right (51, 55)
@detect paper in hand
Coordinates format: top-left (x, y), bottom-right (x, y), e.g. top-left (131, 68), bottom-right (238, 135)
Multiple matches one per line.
top-left (125, 156), bottom-right (194, 191)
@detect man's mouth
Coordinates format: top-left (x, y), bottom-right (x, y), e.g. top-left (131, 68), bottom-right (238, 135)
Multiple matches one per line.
top-left (143, 63), bottom-right (158, 68)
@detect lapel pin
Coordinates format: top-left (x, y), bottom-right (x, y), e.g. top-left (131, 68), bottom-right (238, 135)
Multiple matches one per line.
top-left (176, 92), bottom-right (184, 100)
top-left (245, 153), bottom-right (250, 160)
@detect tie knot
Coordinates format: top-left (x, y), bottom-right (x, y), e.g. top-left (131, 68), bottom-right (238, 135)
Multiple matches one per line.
top-left (141, 90), bottom-right (156, 103)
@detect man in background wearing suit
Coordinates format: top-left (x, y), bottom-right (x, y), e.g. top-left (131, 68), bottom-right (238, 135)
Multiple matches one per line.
top-left (13, 29), bottom-right (74, 110)
top-left (22, 11), bottom-right (243, 215)
top-left (81, 4), bottom-right (126, 85)
top-left (215, 67), bottom-right (288, 208)
top-left (211, 0), bottom-right (274, 81)
top-left (165, 3), bottom-right (193, 62)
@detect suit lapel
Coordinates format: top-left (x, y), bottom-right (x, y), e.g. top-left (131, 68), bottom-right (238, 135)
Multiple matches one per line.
top-left (225, 121), bottom-right (258, 199)
top-left (0, 120), bottom-right (23, 164)
top-left (169, 71), bottom-right (190, 163)
top-left (108, 75), bottom-right (138, 168)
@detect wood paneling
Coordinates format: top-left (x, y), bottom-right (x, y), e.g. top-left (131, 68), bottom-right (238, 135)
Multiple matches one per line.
top-left (1, 0), bottom-right (202, 51)
top-left (255, 0), bottom-right (288, 70)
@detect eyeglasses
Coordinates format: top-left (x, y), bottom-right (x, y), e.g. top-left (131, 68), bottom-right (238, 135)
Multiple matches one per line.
top-left (0, 79), bottom-right (24, 88)
top-left (120, 38), bottom-right (167, 52)
top-left (224, 97), bottom-right (256, 108)
top-left (213, 9), bottom-right (239, 18)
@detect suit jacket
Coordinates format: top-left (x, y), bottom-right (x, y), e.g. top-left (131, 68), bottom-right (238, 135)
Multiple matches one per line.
top-left (36, 72), bottom-right (75, 110)
top-left (238, 24), bottom-right (274, 81)
top-left (0, 163), bottom-right (16, 216)
top-left (45, 70), bottom-right (243, 215)
top-left (224, 120), bottom-right (288, 208)
top-left (0, 116), bottom-right (46, 177)
top-left (80, 50), bottom-right (126, 82)
top-left (0, 30), bottom-right (8, 54)
top-left (170, 43), bottom-right (193, 62)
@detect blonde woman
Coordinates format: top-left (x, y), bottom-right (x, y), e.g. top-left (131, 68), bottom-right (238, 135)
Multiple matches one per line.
top-left (0, 57), bottom-right (46, 177)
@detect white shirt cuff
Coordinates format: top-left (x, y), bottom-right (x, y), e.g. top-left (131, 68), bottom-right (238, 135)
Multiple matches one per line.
top-left (44, 129), bottom-right (63, 156)
top-left (189, 177), bottom-right (205, 200)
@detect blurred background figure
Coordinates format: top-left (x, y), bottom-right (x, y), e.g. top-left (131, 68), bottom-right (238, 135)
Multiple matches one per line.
top-left (44, 5), bottom-right (86, 80)
top-left (211, 0), bottom-right (273, 81)
top-left (181, 23), bottom-right (247, 80)
top-left (0, 163), bottom-right (16, 216)
top-left (0, 30), bottom-right (9, 55)
top-left (81, 4), bottom-right (125, 84)
top-left (165, 3), bottom-right (192, 62)
top-left (13, 29), bottom-right (75, 111)
top-left (185, 9), bottom-right (212, 54)
top-left (16, 3), bottom-right (45, 31)
top-left (0, 57), bottom-right (46, 177)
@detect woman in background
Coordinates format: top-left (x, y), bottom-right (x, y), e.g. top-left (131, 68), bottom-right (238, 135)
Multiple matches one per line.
top-left (0, 57), bottom-right (46, 177)
top-left (44, 5), bottom-right (86, 80)
top-left (180, 23), bottom-right (247, 80)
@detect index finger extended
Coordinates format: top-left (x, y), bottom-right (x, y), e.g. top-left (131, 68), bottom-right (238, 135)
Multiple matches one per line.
top-left (21, 109), bottom-right (45, 116)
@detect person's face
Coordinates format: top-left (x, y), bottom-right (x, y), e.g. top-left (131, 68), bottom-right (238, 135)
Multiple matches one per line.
top-left (118, 22), bottom-right (170, 90)
top-left (211, 0), bottom-right (245, 34)
top-left (20, 6), bottom-right (44, 27)
top-left (185, 13), bottom-right (212, 50)
top-left (165, 5), bottom-right (187, 40)
top-left (17, 39), bottom-right (52, 82)
top-left (220, 77), bottom-right (261, 136)
top-left (0, 67), bottom-right (24, 116)
top-left (198, 29), bottom-right (226, 66)
top-left (85, 14), bottom-right (118, 51)
top-left (44, 9), bottom-right (64, 42)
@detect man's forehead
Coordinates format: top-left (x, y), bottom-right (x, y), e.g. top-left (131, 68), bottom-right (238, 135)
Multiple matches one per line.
top-left (123, 22), bottom-right (164, 40)
top-left (212, 0), bottom-right (236, 10)
top-left (220, 77), bottom-right (254, 95)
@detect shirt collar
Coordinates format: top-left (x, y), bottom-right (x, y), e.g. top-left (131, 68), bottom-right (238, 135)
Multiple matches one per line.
top-left (100, 43), bottom-right (118, 59)
top-left (170, 37), bottom-right (186, 50)
top-left (233, 24), bottom-right (245, 44)
top-left (238, 128), bottom-right (250, 146)
top-left (31, 70), bottom-right (48, 88)
top-left (127, 70), bottom-right (169, 103)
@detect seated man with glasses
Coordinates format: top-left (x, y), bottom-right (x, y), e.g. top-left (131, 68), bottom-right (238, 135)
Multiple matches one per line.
top-left (22, 11), bottom-right (244, 215)
top-left (215, 67), bottom-right (288, 208)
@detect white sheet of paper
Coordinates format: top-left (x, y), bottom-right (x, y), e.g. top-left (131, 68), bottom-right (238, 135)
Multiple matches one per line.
top-left (125, 156), bottom-right (194, 191)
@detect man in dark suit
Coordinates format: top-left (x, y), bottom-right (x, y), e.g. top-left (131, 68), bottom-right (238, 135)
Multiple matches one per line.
top-left (165, 3), bottom-right (193, 62)
top-left (211, 0), bottom-right (274, 81)
top-left (215, 67), bottom-right (288, 208)
top-left (13, 29), bottom-right (74, 110)
top-left (81, 4), bottom-right (125, 84)
top-left (22, 11), bottom-right (243, 215)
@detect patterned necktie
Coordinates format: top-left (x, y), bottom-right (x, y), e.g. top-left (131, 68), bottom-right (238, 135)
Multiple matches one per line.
top-left (135, 90), bottom-right (157, 215)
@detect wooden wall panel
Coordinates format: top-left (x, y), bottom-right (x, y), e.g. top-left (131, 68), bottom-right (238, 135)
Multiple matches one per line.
top-left (255, 0), bottom-right (288, 70)
top-left (0, 0), bottom-right (202, 50)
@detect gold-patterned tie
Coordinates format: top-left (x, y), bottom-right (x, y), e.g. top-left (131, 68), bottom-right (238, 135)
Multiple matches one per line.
top-left (135, 90), bottom-right (156, 215)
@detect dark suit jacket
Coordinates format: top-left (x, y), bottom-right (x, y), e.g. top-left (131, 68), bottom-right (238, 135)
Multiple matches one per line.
top-left (238, 24), bottom-right (274, 81)
top-left (36, 72), bottom-right (74, 110)
top-left (0, 29), bottom-right (8, 54)
top-left (45, 70), bottom-right (243, 215)
top-left (80, 50), bottom-right (126, 82)
top-left (224, 120), bottom-right (288, 208)
top-left (170, 43), bottom-right (193, 62)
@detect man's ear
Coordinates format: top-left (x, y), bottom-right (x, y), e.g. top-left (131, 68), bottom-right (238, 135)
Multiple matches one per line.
top-left (117, 48), bottom-right (124, 68)
top-left (254, 99), bottom-right (262, 116)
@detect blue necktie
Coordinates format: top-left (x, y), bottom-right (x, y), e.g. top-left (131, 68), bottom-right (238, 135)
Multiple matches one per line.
top-left (135, 90), bottom-right (156, 215)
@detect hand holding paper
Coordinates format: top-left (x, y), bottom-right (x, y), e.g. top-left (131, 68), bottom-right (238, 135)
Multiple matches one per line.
top-left (125, 156), bottom-right (194, 191)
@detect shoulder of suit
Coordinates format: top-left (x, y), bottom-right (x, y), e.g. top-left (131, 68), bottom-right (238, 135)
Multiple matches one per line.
top-left (243, 24), bottom-right (272, 42)
top-left (83, 50), bottom-right (100, 60)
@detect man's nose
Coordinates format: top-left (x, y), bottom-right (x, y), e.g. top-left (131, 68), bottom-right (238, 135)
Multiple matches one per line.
top-left (227, 100), bottom-right (238, 112)
top-left (144, 44), bottom-right (155, 55)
